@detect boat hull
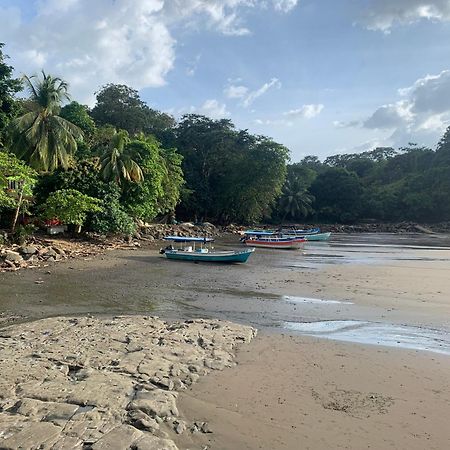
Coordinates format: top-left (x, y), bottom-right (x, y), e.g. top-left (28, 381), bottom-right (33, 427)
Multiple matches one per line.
top-left (243, 238), bottom-right (305, 250)
top-left (304, 232), bottom-right (331, 241)
top-left (164, 248), bottom-right (254, 263)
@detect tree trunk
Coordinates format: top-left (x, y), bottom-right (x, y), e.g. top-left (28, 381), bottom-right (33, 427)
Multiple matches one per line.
top-left (11, 187), bottom-right (24, 232)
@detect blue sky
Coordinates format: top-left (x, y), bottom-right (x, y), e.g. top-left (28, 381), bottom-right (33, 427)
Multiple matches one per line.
top-left (1, 0), bottom-right (450, 161)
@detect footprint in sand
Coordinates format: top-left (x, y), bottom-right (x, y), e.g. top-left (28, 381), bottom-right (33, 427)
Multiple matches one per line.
top-left (311, 388), bottom-right (394, 418)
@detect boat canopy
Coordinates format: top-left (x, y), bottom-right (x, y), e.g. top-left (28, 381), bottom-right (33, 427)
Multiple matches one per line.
top-left (164, 235), bottom-right (215, 243)
top-left (243, 230), bottom-right (276, 236)
top-left (277, 227), bottom-right (320, 234)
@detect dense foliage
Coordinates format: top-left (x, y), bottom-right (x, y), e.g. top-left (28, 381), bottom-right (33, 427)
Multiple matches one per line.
top-left (0, 151), bottom-right (37, 230)
top-left (175, 115), bottom-right (289, 223)
top-left (9, 72), bottom-right (83, 171)
top-left (272, 140), bottom-right (450, 224)
top-left (0, 43), bottom-right (22, 147)
top-left (41, 189), bottom-right (102, 231)
top-left (1, 40), bottom-right (450, 235)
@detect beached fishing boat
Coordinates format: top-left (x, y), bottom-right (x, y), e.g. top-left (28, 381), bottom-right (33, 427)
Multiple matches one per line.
top-left (243, 235), bottom-right (306, 250)
top-left (303, 232), bottom-right (331, 241)
top-left (277, 226), bottom-right (331, 241)
top-left (277, 227), bottom-right (321, 235)
top-left (161, 236), bottom-right (254, 263)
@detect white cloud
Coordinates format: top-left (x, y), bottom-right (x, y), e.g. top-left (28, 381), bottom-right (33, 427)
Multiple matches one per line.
top-left (242, 78), bottom-right (281, 107)
top-left (333, 120), bottom-right (361, 129)
top-left (344, 69), bottom-right (450, 149)
top-left (358, 0), bottom-right (450, 32)
top-left (254, 118), bottom-right (293, 126)
top-left (283, 104), bottom-right (324, 119)
top-left (185, 54), bottom-right (201, 77)
top-left (272, 0), bottom-right (299, 13)
top-left (363, 101), bottom-right (413, 129)
top-left (224, 84), bottom-right (249, 99)
top-left (198, 99), bottom-right (230, 119)
top-left (406, 70), bottom-right (450, 114)
top-left (0, 0), bottom-right (296, 104)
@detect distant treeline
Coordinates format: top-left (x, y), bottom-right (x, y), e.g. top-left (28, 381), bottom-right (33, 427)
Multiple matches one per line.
top-left (280, 135), bottom-right (450, 224)
top-left (1, 41), bottom-right (450, 233)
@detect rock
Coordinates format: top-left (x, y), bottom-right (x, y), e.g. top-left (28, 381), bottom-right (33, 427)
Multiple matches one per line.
top-left (4, 250), bottom-right (22, 263)
top-left (0, 316), bottom-right (255, 449)
top-left (19, 245), bottom-right (37, 255)
top-left (134, 435), bottom-right (179, 450)
top-left (52, 246), bottom-right (66, 256)
top-left (0, 421), bottom-right (62, 449)
top-left (414, 224), bottom-right (435, 234)
top-left (129, 389), bottom-right (179, 418)
top-left (133, 416), bottom-right (160, 432)
top-left (39, 247), bottom-right (57, 258)
top-left (91, 424), bottom-right (143, 449)
top-left (173, 420), bottom-right (186, 434)
top-left (200, 421), bottom-right (212, 433)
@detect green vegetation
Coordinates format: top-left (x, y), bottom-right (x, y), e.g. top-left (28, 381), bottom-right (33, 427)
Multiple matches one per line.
top-left (9, 72), bottom-right (84, 171)
top-left (271, 142), bottom-right (450, 224)
top-left (41, 189), bottom-right (102, 232)
top-left (0, 151), bottom-right (37, 230)
top-left (1, 40), bottom-right (450, 236)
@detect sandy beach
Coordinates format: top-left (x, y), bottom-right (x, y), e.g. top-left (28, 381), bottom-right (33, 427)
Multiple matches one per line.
top-left (1, 233), bottom-right (450, 449)
top-left (178, 335), bottom-right (449, 450)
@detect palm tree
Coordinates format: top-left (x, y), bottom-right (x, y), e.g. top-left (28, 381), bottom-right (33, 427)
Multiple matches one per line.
top-left (278, 178), bottom-right (314, 222)
top-left (100, 130), bottom-right (144, 184)
top-left (9, 72), bottom-right (83, 171)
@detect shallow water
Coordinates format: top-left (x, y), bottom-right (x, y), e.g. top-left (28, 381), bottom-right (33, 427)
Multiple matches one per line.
top-left (282, 295), bottom-right (353, 305)
top-left (279, 233), bottom-right (450, 268)
top-left (1, 233), bottom-right (450, 356)
top-left (284, 320), bottom-right (450, 356)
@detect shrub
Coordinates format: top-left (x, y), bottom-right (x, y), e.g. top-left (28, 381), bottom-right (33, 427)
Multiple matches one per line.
top-left (42, 189), bottom-right (102, 232)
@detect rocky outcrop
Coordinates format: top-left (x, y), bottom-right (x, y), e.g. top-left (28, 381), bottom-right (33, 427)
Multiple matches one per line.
top-left (0, 316), bottom-right (256, 449)
top-left (137, 222), bottom-right (219, 241)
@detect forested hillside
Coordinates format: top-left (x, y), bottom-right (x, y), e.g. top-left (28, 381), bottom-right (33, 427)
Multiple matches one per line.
top-left (1, 41), bottom-right (450, 232)
top-left (274, 137), bottom-right (450, 224)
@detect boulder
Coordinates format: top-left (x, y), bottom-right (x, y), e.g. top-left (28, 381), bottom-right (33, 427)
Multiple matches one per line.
top-left (4, 250), bottom-right (22, 263)
top-left (19, 245), bottom-right (38, 255)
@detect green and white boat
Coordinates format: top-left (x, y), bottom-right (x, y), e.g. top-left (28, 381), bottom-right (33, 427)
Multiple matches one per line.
top-left (303, 232), bottom-right (331, 241)
top-left (161, 236), bottom-right (254, 263)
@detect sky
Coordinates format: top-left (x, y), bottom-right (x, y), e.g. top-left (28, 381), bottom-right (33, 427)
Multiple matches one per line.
top-left (1, 0), bottom-right (450, 161)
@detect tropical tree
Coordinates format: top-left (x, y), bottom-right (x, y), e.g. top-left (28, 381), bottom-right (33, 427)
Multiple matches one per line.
top-left (278, 178), bottom-right (314, 222)
top-left (41, 188), bottom-right (102, 233)
top-left (9, 72), bottom-right (83, 171)
top-left (310, 167), bottom-right (364, 223)
top-left (60, 101), bottom-right (96, 136)
top-left (0, 43), bottom-right (22, 147)
top-left (100, 130), bottom-right (144, 185)
top-left (91, 84), bottom-right (176, 142)
top-left (0, 150), bottom-right (37, 230)
top-left (120, 134), bottom-right (184, 221)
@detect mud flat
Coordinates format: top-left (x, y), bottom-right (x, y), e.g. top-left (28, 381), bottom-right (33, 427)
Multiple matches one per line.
top-left (0, 315), bottom-right (255, 449)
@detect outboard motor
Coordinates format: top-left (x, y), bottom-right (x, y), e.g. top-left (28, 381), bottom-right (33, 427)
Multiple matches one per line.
top-left (160, 245), bottom-right (174, 254)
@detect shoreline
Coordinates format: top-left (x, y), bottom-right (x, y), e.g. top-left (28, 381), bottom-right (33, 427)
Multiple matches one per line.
top-left (177, 331), bottom-right (450, 450)
top-left (0, 234), bottom-right (449, 448)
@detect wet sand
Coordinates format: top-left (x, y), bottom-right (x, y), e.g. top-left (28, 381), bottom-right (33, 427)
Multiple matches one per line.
top-left (177, 334), bottom-right (450, 450)
top-left (1, 233), bottom-right (450, 448)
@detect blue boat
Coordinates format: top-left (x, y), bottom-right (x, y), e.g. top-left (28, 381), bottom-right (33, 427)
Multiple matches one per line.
top-left (161, 236), bottom-right (254, 263)
top-left (241, 227), bottom-right (331, 242)
top-left (277, 227), bottom-right (321, 235)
